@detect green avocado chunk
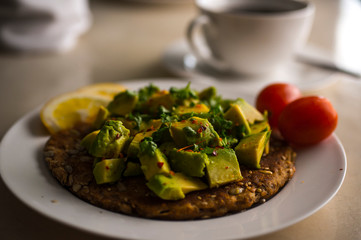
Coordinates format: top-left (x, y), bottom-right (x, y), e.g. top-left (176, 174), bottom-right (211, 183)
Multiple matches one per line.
top-left (146, 173), bottom-right (185, 200)
top-left (235, 130), bottom-right (271, 169)
top-left (93, 106), bottom-right (110, 129)
top-left (146, 173), bottom-right (208, 200)
top-left (234, 98), bottom-right (264, 124)
top-left (169, 150), bottom-right (209, 177)
top-left (224, 104), bottom-right (251, 134)
top-left (107, 90), bottom-right (138, 116)
top-left (142, 90), bottom-right (175, 114)
top-left (93, 158), bottom-right (126, 184)
top-left (138, 139), bottom-right (171, 180)
top-left (172, 172), bottom-right (208, 194)
top-left (158, 142), bottom-right (177, 157)
top-left (127, 130), bottom-right (157, 158)
top-left (198, 86), bottom-right (216, 101)
top-left (174, 104), bottom-right (210, 115)
top-left (89, 120), bottom-right (130, 158)
top-left (250, 120), bottom-right (270, 134)
top-left (224, 99), bottom-right (264, 135)
top-left (169, 117), bottom-right (222, 148)
top-left (81, 130), bottom-right (100, 150)
top-left (123, 161), bottom-right (143, 177)
top-left (206, 148), bottom-right (243, 188)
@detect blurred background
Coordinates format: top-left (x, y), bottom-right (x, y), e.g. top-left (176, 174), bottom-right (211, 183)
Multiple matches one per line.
top-left (0, 0), bottom-right (360, 139)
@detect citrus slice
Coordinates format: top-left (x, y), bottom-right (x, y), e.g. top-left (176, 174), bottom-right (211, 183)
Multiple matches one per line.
top-left (77, 83), bottom-right (126, 98)
top-left (40, 92), bottom-right (112, 134)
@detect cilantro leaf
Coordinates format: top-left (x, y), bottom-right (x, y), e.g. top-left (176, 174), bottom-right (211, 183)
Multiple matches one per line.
top-left (169, 82), bottom-right (197, 103)
top-left (139, 137), bottom-right (157, 156)
top-left (151, 127), bottom-right (170, 143)
top-left (127, 113), bottom-right (151, 130)
top-left (138, 83), bottom-right (159, 102)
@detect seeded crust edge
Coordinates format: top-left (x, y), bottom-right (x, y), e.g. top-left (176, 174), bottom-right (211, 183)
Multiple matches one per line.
top-left (43, 124), bottom-right (296, 220)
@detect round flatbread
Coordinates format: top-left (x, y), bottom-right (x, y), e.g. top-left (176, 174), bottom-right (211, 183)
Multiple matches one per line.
top-left (43, 124), bottom-right (296, 220)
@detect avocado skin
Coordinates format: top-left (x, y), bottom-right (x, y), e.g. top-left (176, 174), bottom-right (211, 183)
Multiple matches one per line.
top-left (169, 150), bottom-right (209, 177)
top-left (93, 158), bottom-right (126, 184)
top-left (235, 130), bottom-right (271, 169)
top-left (206, 148), bottom-right (243, 188)
top-left (89, 120), bottom-right (130, 158)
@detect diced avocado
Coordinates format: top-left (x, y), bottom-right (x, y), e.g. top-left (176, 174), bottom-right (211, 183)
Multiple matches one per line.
top-left (143, 90), bottom-right (174, 113)
top-left (175, 104), bottom-right (210, 115)
top-left (146, 173), bottom-right (208, 200)
top-left (234, 98), bottom-right (264, 124)
top-left (117, 117), bottom-right (139, 135)
top-left (146, 119), bottom-right (163, 130)
top-left (138, 139), bottom-right (171, 180)
top-left (169, 117), bottom-right (222, 148)
top-left (89, 120), bottom-right (130, 158)
top-left (119, 118), bottom-right (163, 136)
top-left (93, 106), bottom-right (110, 129)
top-left (138, 83), bottom-right (160, 102)
top-left (127, 130), bottom-right (157, 158)
top-left (224, 104), bottom-right (251, 134)
top-left (250, 120), bottom-right (271, 155)
top-left (146, 174), bottom-right (185, 200)
top-left (123, 161), bottom-right (143, 177)
top-left (93, 157), bottom-right (102, 168)
top-left (169, 150), bottom-right (209, 177)
top-left (235, 130), bottom-right (271, 169)
top-left (198, 86), bottom-right (216, 101)
top-left (206, 148), bottom-right (242, 188)
top-left (93, 158), bottom-right (126, 184)
top-left (172, 172), bottom-right (208, 194)
top-left (169, 83), bottom-right (198, 106)
top-left (224, 99), bottom-right (265, 135)
top-left (158, 141), bottom-right (177, 157)
top-left (81, 130), bottom-right (100, 150)
top-left (250, 120), bottom-right (270, 134)
top-left (107, 90), bottom-right (138, 116)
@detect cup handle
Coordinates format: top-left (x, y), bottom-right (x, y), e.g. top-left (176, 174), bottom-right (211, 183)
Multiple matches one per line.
top-left (186, 15), bottom-right (229, 71)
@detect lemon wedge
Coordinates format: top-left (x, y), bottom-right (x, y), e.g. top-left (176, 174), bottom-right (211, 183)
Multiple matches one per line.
top-left (77, 83), bottom-right (126, 98)
top-left (40, 92), bottom-right (112, 134)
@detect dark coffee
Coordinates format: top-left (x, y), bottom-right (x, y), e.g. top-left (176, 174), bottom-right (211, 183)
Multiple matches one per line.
top-left (204, 0), bottom-right (308, 15)
top-left (227, 7), bottom-right (291, 14)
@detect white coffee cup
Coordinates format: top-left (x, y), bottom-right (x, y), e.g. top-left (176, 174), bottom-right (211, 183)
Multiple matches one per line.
top-left (187, 0), bottom-right (315, 76)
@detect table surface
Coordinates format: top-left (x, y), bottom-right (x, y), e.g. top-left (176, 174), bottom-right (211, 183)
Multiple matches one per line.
top-left (0, 1), bottom-right (360, 239)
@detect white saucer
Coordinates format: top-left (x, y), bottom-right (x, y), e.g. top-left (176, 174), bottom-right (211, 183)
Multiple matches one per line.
top-left (162, 40), bottom-right (338, 92)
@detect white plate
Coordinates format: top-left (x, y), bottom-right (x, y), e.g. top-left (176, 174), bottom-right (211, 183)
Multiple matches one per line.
top-left (163, 40), bottom-right (339, 91)
top-left (0, 79), bottom-right (347, 240)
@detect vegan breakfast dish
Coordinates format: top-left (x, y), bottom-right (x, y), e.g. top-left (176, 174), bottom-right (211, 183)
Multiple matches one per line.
top-left (41, 82), bottom-right (337, 220)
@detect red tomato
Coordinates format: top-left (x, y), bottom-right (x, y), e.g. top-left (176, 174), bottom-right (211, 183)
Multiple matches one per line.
top-left (256, 83), bottom-right (302, 129)
top-left (278, 96), bottom-right (338, 146)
